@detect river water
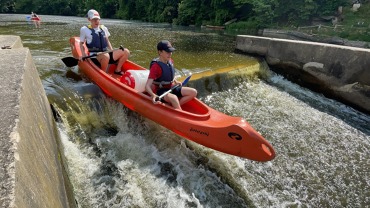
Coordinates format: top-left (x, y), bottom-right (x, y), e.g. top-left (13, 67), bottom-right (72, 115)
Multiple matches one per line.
top-left (1, 14), bottom-right (369, 208)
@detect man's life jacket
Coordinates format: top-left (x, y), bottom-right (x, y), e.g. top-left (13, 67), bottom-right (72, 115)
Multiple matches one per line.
top-left (150, 58), bottom-right (175, 88)
top-left (86, 25), bottom-right (108, 52)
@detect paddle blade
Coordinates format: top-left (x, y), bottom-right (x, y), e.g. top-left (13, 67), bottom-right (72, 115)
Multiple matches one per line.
top-left (182, 75), bottom-right (192, 85)
top-left (62, 57), bottom-right (79, 67)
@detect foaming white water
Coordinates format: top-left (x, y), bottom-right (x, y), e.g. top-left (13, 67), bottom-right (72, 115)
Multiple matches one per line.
top-left (57, 123), bottom-right (101, 206)
top-left (55, 73), bottom-right (370, 207)
top-left (57, 98), bottom-right (248, 207)
top-left (54, 72), bottom-right (369, 207)
top-left (203, 74), bottom-right (370, 207)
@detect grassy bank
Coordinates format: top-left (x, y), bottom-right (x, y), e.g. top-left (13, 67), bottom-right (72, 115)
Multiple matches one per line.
top-left (310, 3), bottom-right (370, 42)
top-left (227, 3), bottom-right (370, 43)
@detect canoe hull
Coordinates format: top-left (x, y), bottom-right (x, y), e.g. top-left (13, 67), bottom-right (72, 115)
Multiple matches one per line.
top-left (69, 37), bottom-right (275, 161)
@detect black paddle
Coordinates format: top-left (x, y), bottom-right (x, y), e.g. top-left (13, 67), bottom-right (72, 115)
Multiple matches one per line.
top-left (155, 75), bottom-right (192, 101)
top-left (62, 45), bottom-right (124, 67)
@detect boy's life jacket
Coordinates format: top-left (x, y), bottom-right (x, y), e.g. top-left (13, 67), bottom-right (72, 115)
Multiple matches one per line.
top-left (150, 58), bottom-right (175, 88)
top-left (86, 25), bottom-right (108, 52)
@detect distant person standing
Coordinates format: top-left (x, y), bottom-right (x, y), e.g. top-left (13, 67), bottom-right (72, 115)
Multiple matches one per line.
top-left (31, 12), bottom-right (41, 28)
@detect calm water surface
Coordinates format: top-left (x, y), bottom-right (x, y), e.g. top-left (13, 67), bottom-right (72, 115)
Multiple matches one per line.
top-left (1, 14), bottom-right (369, 208)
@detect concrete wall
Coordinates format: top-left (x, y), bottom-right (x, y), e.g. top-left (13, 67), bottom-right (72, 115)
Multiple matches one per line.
top-left (0, 35), bottom-right (75, 208)
top-left (236, 35), bottom-right (370, 114)
top-left (261, 29), bottom-right (370, 48)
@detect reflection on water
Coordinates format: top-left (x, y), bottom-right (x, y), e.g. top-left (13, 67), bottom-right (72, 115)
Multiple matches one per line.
top-left (1, 14), bottom-right (369, 207)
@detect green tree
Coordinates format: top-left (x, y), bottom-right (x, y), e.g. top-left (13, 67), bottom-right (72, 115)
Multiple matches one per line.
top-left (176, 0), bottom-right (200, 25)
top-left (272, 0), bottom-right (316, 25)
top-left (0, 0), bottom-right (15, 12)
top-left (2, 0), bottom-right (354, 30)
top-left (211, 0), bottom-right (234, 25)
top-left (14, 0), bottom-right (34, 13)
top-left (315, 0), bottom-right (349, 16)
top-left (250, 0), bottom-right (277, 27)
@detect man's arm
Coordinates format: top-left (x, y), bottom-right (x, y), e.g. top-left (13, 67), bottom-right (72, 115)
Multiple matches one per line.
top-left (79, 27), bottom-right (87, 58)
top-left (80, 42), bottom-right (87, 58)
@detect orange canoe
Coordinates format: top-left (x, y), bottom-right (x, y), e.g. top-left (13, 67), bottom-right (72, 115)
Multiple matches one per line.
top-left (68, 37), bottom-right (275, 161)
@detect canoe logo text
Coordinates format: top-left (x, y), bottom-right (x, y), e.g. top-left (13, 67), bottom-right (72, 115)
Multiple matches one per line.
top-left (228, 132), bottom-right (242, 140)
top-left (190, 128), bottom-right (209, 136)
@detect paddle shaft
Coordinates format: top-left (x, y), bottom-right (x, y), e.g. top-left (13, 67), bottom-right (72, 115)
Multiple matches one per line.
top-left (62, 45), bottom-right (124, 67)
top-left (82, 45), bottom-right (124, 60)
top-left (156, 75), bottom-right (192, 101)
top-left (157, 84), bottom-right (181, 100)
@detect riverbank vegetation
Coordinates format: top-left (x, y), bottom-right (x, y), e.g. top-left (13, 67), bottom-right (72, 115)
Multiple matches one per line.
top-left (1, 0), bottom-right (369, 42)
top-left (316, 2), bottom-right (370, 42)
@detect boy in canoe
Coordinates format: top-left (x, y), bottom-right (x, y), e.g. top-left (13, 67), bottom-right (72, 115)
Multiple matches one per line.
top-left (79, 9), bottom-right (130, 75)
top-left (145, 40), bottom-right (197, 110)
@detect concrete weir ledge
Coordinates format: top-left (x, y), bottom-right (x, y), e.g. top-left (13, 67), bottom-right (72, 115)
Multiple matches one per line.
top-left (0, 35), bottom-right (75, 208)
top-left (236, 35), bottom-right (370, 115)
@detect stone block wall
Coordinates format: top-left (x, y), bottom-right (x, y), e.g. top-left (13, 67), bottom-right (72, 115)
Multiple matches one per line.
top-left (0, 35), bottom-right (75, 208)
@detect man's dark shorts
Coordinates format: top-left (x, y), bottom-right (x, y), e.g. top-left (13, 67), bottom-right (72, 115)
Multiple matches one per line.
top-left (108, 52), bottom-right (117, 64)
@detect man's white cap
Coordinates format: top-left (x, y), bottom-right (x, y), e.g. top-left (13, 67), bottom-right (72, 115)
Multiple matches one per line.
top-left (87, 9), bottom-right (100, 20)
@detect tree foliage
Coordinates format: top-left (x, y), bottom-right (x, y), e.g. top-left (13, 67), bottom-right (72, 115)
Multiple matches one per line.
top-left (1, 0), bottom-right (351, 27)
top-left (0, 0), bottom-right (15, 12)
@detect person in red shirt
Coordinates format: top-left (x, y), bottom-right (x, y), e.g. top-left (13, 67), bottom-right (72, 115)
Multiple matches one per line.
top-left (145, 40), bottom-right (197, 110)
top-left (31, 12), bottom-right (41, 28)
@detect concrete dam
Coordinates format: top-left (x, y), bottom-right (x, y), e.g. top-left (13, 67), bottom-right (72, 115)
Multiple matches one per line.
top-left (236, 35), bottom-right (370, 115)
